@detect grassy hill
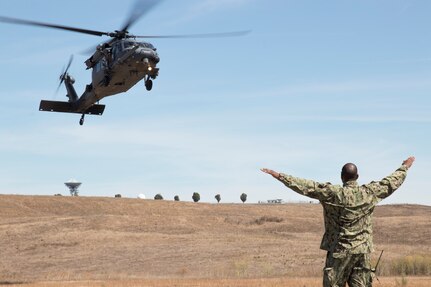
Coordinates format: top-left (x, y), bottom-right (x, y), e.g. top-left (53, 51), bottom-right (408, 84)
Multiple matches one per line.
top-left (0, 195), bottom-right (430, 283)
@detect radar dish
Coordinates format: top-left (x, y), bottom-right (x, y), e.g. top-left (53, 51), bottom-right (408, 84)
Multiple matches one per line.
top-left (65, 179), bottom-right (81, 196)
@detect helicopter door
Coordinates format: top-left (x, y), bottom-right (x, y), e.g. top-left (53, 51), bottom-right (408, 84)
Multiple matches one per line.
top-left (112, 42), bottom-right (123, 60)
top-left (92, 60), bottom-right (106, 86)
top-left (112, 45), bottom-right (118, 59)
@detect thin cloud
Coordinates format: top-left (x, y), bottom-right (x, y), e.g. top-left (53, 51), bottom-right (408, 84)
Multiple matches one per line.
top-left (0, 117), bottom-right (426, 204)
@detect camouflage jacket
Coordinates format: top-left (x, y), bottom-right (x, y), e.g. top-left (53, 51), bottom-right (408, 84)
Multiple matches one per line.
top-left (278, 165), bottom-right (409, 255)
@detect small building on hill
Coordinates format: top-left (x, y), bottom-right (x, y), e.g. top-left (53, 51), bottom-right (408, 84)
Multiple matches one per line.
top-left (258, 199), bottom-right (284, 204)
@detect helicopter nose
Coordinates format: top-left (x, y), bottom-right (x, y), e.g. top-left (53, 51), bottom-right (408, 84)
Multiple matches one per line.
top-left (138, 49), bottom-right (159, 64)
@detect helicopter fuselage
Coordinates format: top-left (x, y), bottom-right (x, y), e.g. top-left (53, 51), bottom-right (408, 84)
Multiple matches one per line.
top-left (40, 38), bottom-right (160, 125)
top-left (80, 39), bottom-right (159, 109)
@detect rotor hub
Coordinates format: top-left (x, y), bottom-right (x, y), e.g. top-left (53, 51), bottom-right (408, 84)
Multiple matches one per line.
top-left (109, 30), bottom-right (130, 39)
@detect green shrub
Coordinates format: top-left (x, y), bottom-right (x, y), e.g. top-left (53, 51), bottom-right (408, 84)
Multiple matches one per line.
top-left (240, 193), bottom-right (247, 203)
top-left (192, 192), bottom-right (200, 202)
top-left (154, 194), bottom-right (163, 200)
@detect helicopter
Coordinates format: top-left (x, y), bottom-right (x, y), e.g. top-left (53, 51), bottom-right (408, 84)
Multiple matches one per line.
top-left (0, 0), bottom-right (249, 125)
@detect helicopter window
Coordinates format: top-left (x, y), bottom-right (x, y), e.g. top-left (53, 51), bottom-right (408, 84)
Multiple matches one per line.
top-left (101, 58), bottom-right (108, 69)
top-left (94, 59), bottom-right (108, 72)
top-left (122, 41), bottom-right (135, 49)
top-left (94, 61), bottom-right (101, 72)
top-left (140, 42), bottom-right (155, 49)
top-left (112, 43), bottom-right (122, 58)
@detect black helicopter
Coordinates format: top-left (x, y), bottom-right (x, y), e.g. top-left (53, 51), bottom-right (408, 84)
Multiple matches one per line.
top-left (0, 0), bottom-right (248, 125)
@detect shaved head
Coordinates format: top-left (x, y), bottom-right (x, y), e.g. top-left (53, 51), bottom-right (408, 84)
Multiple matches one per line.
top-left (341, 163), bottom-right (358, 183)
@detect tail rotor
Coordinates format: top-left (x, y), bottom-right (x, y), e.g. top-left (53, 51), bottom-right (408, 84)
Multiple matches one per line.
top-left (56, 55), bottom-right (74, 94)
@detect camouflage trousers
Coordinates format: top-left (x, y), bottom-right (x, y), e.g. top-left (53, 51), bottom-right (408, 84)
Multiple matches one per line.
top-left (323, 252), bottom-right (373, 287)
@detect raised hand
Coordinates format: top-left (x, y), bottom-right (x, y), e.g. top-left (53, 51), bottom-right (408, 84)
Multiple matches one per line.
top-left (261, 168), bottom-right (280, 179)
top-left (402, 156), bottom-right (415, 169)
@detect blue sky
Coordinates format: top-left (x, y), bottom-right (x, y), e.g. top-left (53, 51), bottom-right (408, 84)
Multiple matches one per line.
top-left (0, 0), bottom-right (429, 204)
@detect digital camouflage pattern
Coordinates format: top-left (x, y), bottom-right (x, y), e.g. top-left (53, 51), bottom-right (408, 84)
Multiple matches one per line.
top-left (323, 252), bottom-right (372, 287)
top-left (278, 165), bottom-right (408, 255)
top-left (278, 164), bottom-right (409, 287)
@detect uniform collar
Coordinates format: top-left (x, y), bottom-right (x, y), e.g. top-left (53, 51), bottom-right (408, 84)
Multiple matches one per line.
top-left (343, 180), bottom-right (358, 187)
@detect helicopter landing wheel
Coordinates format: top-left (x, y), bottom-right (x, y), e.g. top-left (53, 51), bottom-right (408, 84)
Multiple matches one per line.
top-left (79, 114), bottom-right (85, 126)
top-left (145, 79), bottom-right (153, 91)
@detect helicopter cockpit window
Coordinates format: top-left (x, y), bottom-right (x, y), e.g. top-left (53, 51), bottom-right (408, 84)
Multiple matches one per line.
top-left (112, 42), bottom-right (123, 57)
top-left (122, 41), bottom-right (135, 50)
top-left (141, 42), bottom-right (155, 50)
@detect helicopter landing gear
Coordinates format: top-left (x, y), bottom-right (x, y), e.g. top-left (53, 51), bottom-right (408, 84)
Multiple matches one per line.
top-left (145, 79), bottom-right (153, 91)
top-left (79, 114), bottom-right (85, 126)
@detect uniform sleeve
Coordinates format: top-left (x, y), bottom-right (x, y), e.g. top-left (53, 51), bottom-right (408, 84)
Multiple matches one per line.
top-left (366, 165), bottom-right (408, 200)
top-left (278, 173), bottom-right (336, 201)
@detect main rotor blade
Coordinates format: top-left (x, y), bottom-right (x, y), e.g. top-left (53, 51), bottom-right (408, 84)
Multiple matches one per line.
top-left (121, 0), bottom-right (162, 32)
top-left (0, 16), bottom-right (108, 37)
top-left (133, 30), bottom-right (251, 39)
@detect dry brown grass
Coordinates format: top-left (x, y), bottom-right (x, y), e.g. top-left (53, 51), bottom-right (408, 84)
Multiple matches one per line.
top-left (0, 195), bottom-right (430, 285)
top-left (2, 277), bottom-right (431, 287)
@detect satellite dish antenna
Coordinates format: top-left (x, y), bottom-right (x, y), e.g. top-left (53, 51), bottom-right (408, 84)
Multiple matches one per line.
top-left (65, 179), bottom-right (81, 196)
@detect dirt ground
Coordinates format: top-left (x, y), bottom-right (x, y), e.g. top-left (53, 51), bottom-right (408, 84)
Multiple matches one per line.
top-left (0, 195), bottom-right (430, 284)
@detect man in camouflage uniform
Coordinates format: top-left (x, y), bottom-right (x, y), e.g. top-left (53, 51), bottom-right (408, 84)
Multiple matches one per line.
top-left (261, 156), bottom-right (415, 287)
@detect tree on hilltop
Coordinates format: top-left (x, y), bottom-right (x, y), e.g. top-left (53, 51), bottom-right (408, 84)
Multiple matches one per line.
top-left (240, 193), bottom-right (247, 203)
top-left (215, 194), bottom-right (221, 203)
top-left (154, 194), bottom-right (164, 200)
top-left (192, 192), bottom-right (200, 203)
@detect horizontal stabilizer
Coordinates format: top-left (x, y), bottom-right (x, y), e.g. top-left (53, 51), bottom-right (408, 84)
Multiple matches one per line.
top-left (39, 100), bottom-right (105, 115)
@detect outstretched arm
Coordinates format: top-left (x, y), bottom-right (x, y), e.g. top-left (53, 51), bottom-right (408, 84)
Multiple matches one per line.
top-left (261, 168), bottom-right (335, 201)
top-left (261, 168), bottom-right (280, 179)
top-left (368, 156), bottom-right (415, 200)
